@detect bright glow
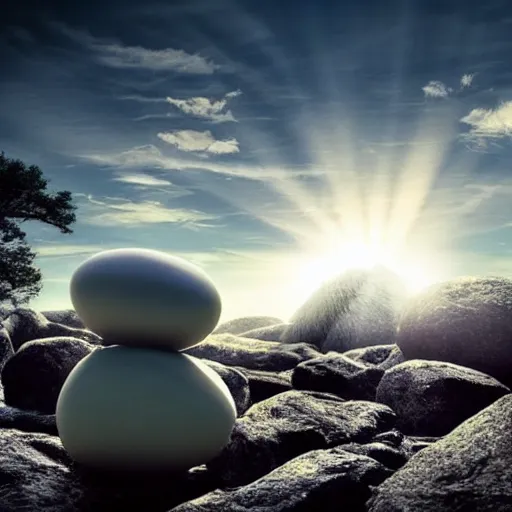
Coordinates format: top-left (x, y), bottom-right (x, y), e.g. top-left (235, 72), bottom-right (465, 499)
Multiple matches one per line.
top-left (295, 242), bottom-right (439, 299)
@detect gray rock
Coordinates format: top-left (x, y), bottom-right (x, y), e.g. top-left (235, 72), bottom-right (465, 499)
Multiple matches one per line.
top-left (1, 337), bottom-right (95, 414)
top-left (292, 352), bottom-right (385, 401)
top-left (183, 333), bottom-right (321, 371)
top-left (0, 325), bottom-right (14, 373)
top-left (375, 359), bottom-right (511, 436)
top-left (281, 267), bottom-right (406, 353)
top-left (367, 394), bottom-right (512, 511)
top-left (173, 447), bottom-right (393, 512)
top-left (238, 323), bottom-right (290, 342)
top-left (343, 344), bottom-right (405, 370)
top-left (213, 316), bottom-right (283, 335)
top-left (231, 366), bottom-right (293, 404)
top-left (0, 428), bottom-right (220, 512)
top-left (206, 389), bottom-right (396, 487)
top-left (339, 440), bottom-right (410, 471)
top-left (41, 309), bottom-right (85, 329)
top-left (396, 276), bottom-right (512, 388)
top-left (198, 359), bottom-right (251, 416)
top-left (2, 307), bottom-right (102, 351)
top-left (0, 405), bottom-right (57, 435)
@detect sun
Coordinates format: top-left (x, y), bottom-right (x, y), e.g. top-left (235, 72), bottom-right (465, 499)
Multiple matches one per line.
top-left (295, 241), bottom-right (438, 299)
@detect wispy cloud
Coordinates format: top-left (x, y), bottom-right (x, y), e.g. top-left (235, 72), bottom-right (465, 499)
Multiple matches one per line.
top-left (460, 73), bottom-right (475, 89)
top-left (34, 245), bottom-right (107, 258)
top-left (460, 101), bottom-right (512, 141)
top-left (53, 23), bottom-right (218, 74)
top-left (157, 130), bottom-right (239, 154)
top-left (422, 80), bottom-right (453, 98)
top-left (166, 90), bottom-right (242, 123)
top-left (111, 173), bottom-right (193, 196)
top-left (112, 173), bottom-right (173, 186)
top-left (119, 95), bottom-right (169, 103)
top-left (79, 144), bottom-right (324, 181)
top-left (80, 194), bottom-right (219, 228)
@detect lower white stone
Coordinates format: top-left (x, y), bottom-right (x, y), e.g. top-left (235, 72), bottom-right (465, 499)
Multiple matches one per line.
top-left (56, 346), bottom-right (237, 471)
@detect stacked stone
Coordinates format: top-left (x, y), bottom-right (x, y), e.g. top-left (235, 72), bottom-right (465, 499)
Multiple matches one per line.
top-left (56, 248), bottom-right (237, 472)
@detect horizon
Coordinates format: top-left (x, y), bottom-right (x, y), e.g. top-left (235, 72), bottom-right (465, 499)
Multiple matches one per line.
top-left (2, 0), bottom-right (512, 323)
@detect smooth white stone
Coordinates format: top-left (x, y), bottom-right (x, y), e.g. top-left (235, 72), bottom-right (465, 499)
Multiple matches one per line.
top-left (69, 248), bottom-right (222, 351)
top-left (56, 346), bottom-right (237, 472)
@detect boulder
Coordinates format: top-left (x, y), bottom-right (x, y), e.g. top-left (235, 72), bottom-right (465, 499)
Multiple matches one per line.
top-left (396, 276), bottom-right (512, 387)
top-left (183, 333), bottom-right (321, 371)
top-left (367, 394), bottom-right (512, 511)
top-left (375, 359), bottom-right (510, 436)
top-left (206, 389), bottom-right (396, 487)
top-left (41, 309), bottom-right (85, 329)
top-left (1, 337), bottom-right (95, 414)
top-left (2, 307), bottom-right (102, 351)
top-left (281, 267), bottom-right (406, 353)
top-left (292, 352), bottom-right (385, 401)
top-left (238, 323), bottom-right (290, 342)
top-left (213, 316), bottom-right (284, 335)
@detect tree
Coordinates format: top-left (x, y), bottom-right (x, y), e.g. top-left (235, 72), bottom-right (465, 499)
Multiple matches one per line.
top-left (0, 152), bottom-right (77, 307)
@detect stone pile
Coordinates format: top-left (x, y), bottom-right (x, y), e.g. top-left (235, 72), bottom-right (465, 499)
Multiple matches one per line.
top-left (0, 251), bottom-right (511, 511)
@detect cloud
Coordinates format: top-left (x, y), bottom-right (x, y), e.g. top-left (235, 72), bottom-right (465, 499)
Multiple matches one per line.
top-left (80, 144), bottom-right (325, 181)
top-left (460, 73), bottom-right (475, 89)
top-left (157, 130), bottom-right (239, 154)
top-left (225, 90), bottom-right (243, 99)
top-left (166, 90), bottom-right (241, 123)
top-left (54, 23), bottom-right (217, 74)
top-left (422, 80), bottom-right (453, 98)
top-left (33, 245), bottom-right (107, 258)
top-left (112, 173), bottom-right (174, 186)
top-left (119, 95), bottom-right (169, 103)
top-left (111, 173), bottom-right (193, 197)
top-left (81, 195), bottom-right (219, 227)
top-left (460, 101), bottom-right (512, 140)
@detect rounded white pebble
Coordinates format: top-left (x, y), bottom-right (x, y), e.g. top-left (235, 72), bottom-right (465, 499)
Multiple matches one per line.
top-left (69, 248), bottom-right (222, 351)
top-left (56, 346), bottom-right (237, 471)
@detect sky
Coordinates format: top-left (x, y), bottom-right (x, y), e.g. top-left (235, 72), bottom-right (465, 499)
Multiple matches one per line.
top-left (1, 0), bottom-right (512, 323)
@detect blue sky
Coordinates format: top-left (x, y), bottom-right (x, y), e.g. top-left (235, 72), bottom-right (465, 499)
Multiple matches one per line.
top-left (2, 0), bottom-right (512, 322)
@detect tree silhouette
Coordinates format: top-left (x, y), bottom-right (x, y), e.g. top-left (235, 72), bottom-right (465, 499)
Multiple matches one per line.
top-left (0, 152), bottom-right (77, 307)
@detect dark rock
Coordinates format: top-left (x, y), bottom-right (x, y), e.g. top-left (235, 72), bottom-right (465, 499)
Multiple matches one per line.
top-left (183, 333), bottom-right (321, 371)
top-left (0, 429), bottom-right (82, 512)
top-left (292, 352), bottom-right (385, 401)
top-left (1, 307), bottom-right (102, 351)
top-left (375, 359), bottom-right (510, 436)
top-left (41, 309), bottom-right (86, 329)
top-left (1, 337), bottom-right (95, 414)
top-left (231, 366), bottom-right (293, 404)
top-left (343, 344), bottom-right (405, 370)
top-left (198, 359), bottom-right (251, 416)
top-left (340, 441), bottom-right (410, 470)
top-left (213, 316), bottom-right (283, 335)
top-left (0, 405), bottom-right (58, 435)
top-left (173, 447), bottom-right (393, 512)
top-left (366, 394), bottom-right (512, 511)
top-left (206, 389), bottom-right (396, 487)
top-left (396, 276), bottom-right (512, 388)
top-left (238, 323), bottom-right (290, 341)
top-left (405, 436), bottom-right (441, 455)
top-left (281, 267), bottom-right (406, 353)
top-left (0, 325), bottom-right (14, 373)
top-left (0, 428), bottom-right (220, 512)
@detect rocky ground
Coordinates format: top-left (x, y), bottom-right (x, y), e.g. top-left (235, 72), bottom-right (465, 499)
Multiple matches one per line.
top-left (0, 272), bottom-right (511, 511)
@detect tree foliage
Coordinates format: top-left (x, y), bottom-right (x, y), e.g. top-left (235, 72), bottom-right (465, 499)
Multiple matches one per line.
top-left (0, 152), bottom-right (77, 306)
